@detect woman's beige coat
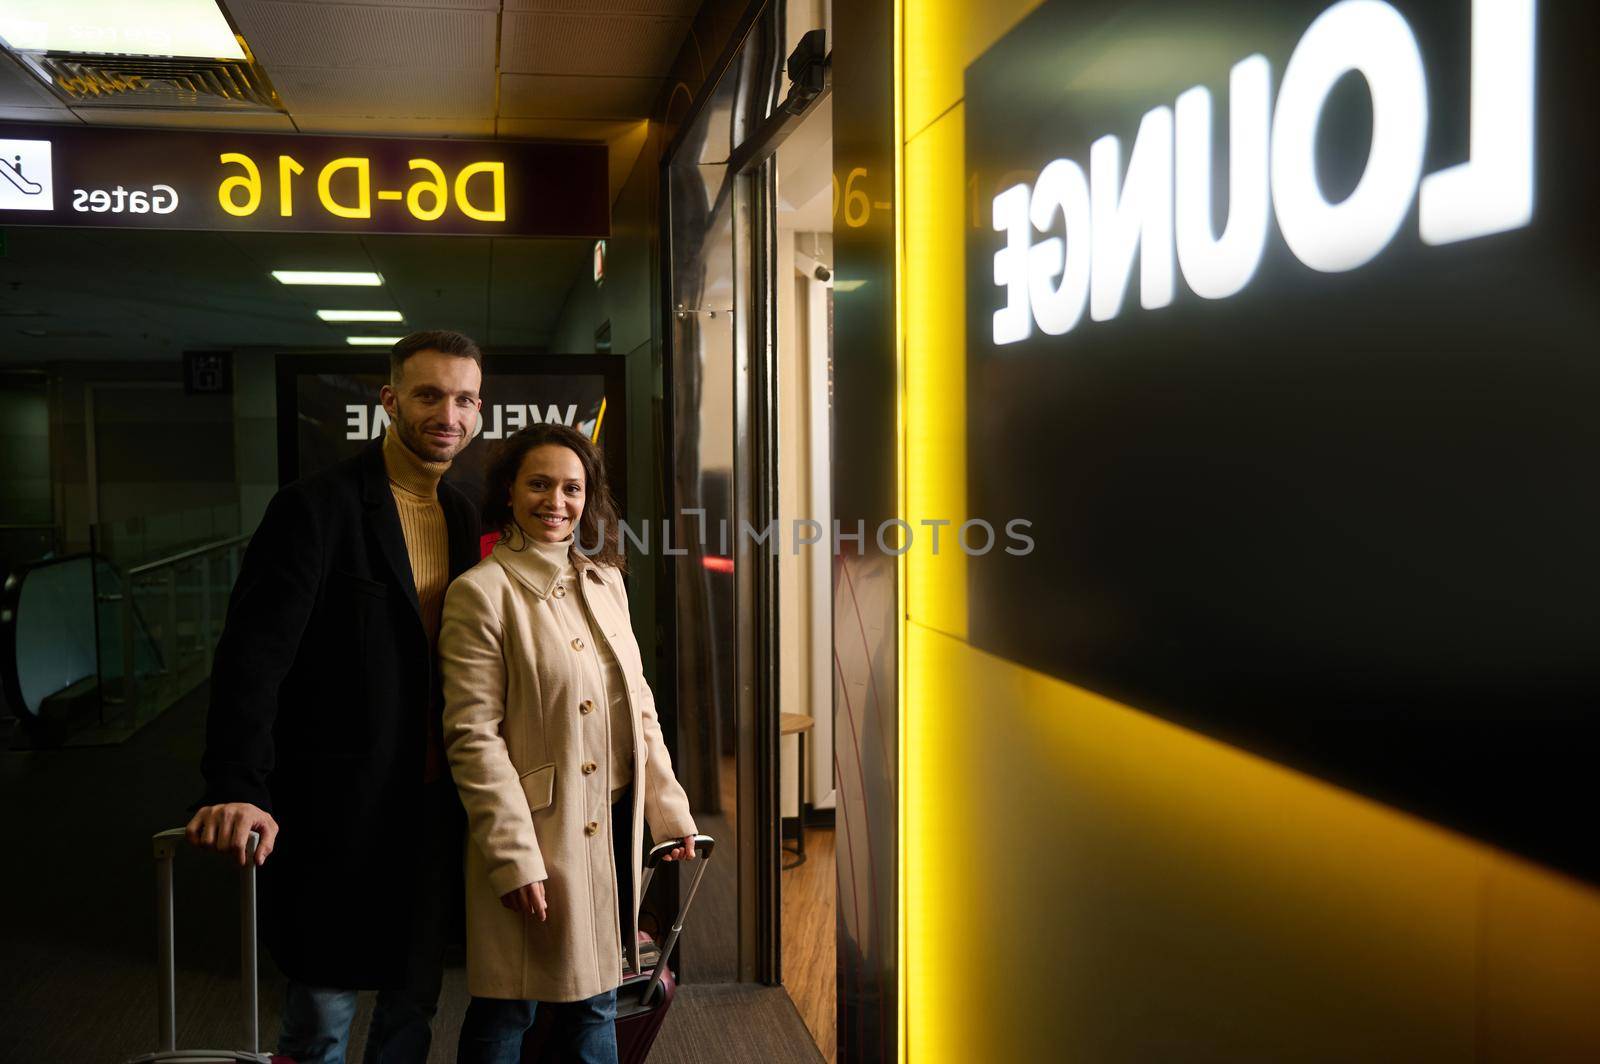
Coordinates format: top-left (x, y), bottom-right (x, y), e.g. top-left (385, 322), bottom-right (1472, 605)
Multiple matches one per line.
top-left (439, 540), bottom-right (697, 1002)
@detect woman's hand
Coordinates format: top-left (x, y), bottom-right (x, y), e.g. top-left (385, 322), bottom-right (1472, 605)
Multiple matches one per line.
top-left (501, 880), bottom-right (548, 921)
top-left (662, 834), bottom-right (697, 862)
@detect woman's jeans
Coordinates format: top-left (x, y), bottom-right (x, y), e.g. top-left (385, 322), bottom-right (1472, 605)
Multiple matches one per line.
top-left (457, 990), bottom-right (619, 1064)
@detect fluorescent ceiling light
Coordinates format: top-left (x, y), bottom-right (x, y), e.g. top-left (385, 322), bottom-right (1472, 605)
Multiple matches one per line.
top-left (317, 310), bottom-right (404, 323)
top-left (0, 0), bottom-right (246, 60)
top-left (833, 279), bottom-right (867, 292)
top-left (273, 271), bottom-right (384, 286)
top-left (345, 336), bottom-right (402, 346)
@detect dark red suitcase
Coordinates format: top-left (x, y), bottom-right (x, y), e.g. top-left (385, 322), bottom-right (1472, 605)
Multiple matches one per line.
top-left (523, 834), bottom-right (715, 1063)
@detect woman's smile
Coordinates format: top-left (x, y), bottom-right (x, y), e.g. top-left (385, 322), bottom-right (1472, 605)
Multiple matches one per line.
top-left (511, 444), bottom-right (588, 544)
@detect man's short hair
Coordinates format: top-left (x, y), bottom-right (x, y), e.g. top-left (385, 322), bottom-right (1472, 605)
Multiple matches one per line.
top-left (389, 330), bottom-right (483, 383)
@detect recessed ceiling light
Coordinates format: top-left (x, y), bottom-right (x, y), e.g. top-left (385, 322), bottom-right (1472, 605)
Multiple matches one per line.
top-left (0, 0), bottom-right (246, 61)
top-left (345, 336), bottom-right (402, 346)
top-left (273, 271), bottom-right (384, 286)
top-left (317, 309), bottom-right (404, 323)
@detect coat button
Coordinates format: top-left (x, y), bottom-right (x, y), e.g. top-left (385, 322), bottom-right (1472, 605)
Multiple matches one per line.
top-left (571, 637), bottom-right (585, 651)
top-left (582, 761), bottom-right (597, 775)
top-left (584, 821), bottom-right (600, 836)
top-left (553, 584), bottom-right (566, 598)
top-left (580, 699), bottom-right (595, 714)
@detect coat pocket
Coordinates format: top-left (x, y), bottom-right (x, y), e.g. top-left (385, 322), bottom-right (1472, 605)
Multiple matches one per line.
top-left (519, 761), bottom-right (556, 814)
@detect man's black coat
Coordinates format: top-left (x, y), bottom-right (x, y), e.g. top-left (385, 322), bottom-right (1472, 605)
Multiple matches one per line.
top-left (200, 440), bottom-right (481, 988)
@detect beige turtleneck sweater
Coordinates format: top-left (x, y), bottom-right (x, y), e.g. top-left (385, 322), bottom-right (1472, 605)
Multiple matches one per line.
top-left (383, 428), bottom-right (452, 781)
top-left (530, 536), bottom-right (635, 799)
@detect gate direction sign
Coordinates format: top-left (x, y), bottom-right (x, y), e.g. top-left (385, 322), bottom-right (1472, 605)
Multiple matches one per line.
top-left (0, 122), bottom-right (608, 238)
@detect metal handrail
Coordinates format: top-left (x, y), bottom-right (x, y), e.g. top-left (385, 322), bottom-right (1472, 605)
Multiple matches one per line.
top-left (128, 534), bottom-right (252, 577)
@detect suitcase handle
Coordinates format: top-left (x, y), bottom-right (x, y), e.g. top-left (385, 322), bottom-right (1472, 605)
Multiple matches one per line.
top-left (642, 834), bottom-right (715, 868)
top-left (634, 833), bottom-right (715, 1007)
top-left (152, 827), bottom-right (260, 1057)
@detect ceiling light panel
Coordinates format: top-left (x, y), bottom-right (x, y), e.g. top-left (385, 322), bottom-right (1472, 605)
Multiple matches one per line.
top-left (317, 310), bottom-right (404, 323)
top-left (273, 271), bottom-right (383, 286)
top-left (0, 0), bottom-right (246, 60)
top-left (345, 336), bottom-right (401, 346)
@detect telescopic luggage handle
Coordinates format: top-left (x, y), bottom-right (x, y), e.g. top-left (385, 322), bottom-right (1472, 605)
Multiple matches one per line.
top-left (633, 833), bottom-right (715, 1007)
top-left (146, 827), bottom-right (265, 1062)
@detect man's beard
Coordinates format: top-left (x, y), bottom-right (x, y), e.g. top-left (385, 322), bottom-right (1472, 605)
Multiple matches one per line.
top-left (394, 410), bottom-right (467, 463)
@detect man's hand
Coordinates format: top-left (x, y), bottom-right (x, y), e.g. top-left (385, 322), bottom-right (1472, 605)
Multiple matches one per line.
top-left (186, 803), bottom-right (279, 867)
top-left (501, 880), bottom-right (548, 921)
top-left (661, 834), bottom-right (697, 862)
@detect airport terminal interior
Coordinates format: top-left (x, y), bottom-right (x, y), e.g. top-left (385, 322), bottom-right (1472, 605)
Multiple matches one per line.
top-left (2, 1), bottom-right (842, 1061)
top-left (4, 0), bottom-right (1600, 1062)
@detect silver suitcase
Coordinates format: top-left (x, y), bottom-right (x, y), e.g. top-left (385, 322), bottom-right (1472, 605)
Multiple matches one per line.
top-left (125, 827), bottom-right (277, 1063)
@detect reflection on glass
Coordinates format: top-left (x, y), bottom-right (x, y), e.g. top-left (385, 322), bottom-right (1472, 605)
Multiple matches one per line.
top-left (667, 30), bottom-right (750, 985)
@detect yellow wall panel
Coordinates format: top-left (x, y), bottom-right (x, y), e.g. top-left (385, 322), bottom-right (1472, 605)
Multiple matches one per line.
top-left (903, 0), bottom-right (1042, 141)
top-left (903, 107), bottom-right (968, 640)
top-left (1480, 862), bottom-right (1600, 1058)
top-left (899, 2), bottom-right (1600, 1059)
top-left (902, 624), bottom-right (1600, 1061)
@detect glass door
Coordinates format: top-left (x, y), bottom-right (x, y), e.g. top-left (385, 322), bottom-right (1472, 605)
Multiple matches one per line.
top-left (664, 9), bottom-right (836, 1061)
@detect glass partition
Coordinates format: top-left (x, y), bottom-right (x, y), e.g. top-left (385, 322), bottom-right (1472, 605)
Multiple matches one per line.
top-left (667, 34), bottom-right (751, 987)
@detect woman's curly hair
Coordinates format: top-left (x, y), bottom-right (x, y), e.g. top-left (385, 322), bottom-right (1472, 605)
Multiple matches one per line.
top-left (481, 423), bottom-right (627, 571)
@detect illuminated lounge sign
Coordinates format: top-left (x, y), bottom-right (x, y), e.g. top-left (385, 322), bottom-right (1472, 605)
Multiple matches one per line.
top-left (990, 0), bottom-right (1535, 344)
top-left (0, 123), bottom-right (608, 237)
top-left (965, 0), bottom-right (1600, 882)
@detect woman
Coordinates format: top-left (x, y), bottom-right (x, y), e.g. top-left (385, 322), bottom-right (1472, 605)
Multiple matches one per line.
top-left (439, 423), bottom-right (698, 1064)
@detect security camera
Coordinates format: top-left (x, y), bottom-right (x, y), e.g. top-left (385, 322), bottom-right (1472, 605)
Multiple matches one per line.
top-left (782, 30), bottom-right (829, 116)
top-left (795, 250), bottom-right (833, 286)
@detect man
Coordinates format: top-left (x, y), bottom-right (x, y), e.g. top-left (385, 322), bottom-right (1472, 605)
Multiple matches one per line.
top-left (187, 331), bottom-right (485, 1063)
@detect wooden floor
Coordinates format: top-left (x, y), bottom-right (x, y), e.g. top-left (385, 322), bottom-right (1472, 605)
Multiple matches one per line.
top-left (782, 822), bottom-right (837, 1064)
top-left (712, 754), bottom-right (837, 1062)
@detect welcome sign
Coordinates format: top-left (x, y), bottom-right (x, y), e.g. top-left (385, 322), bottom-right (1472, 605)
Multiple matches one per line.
top-left (276, 354), bottom-right (627, 514)
top-left (965, 0), bottom-right (1600, 880)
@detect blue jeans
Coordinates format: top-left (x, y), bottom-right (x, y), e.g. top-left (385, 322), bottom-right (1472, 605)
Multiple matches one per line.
top-left (278, 981), bottom-right (438, 1064)
top-left (277, 782), bottom-right (455, 1064)
top-left (457, 990), bottom-right (619, 1064)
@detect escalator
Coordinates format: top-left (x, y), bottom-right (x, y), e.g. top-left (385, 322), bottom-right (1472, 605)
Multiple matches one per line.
top-left (1, 536), bottom-right (244, 748)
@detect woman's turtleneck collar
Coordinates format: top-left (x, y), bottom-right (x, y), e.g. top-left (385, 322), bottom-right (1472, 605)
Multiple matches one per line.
top-left (494, 531), bottom-right (579, 597)
top-left (528, 534), bottom-right (575, 571)
top-left (383, 427), bottom-right (450, 499)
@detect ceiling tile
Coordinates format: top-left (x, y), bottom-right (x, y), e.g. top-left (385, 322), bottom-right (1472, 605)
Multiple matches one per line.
top-left (70, 109), bottom-right (298, 131)
top-left (271, 66), bottom-right (495, 118)
top-left (0, 54), bottom-right (59, 108)
top-left (247, 0), bottom-right (501, 8)
top-left (0, 105), bottom-right (76, 123)
top-left (224, 232), bottom-right (379, 273)
top-left (498, 74), bottom-right (660, 120)
top-left (507, 0), bottom-right (700, 13)
top-left (293, 115), bottom-right (496, 137)
top-left (499, 12), bottom-right (690, 77)
top-left (493, 117), bottom-right (644, 142)
top-left (229, 1), bottom-right (497, 70)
